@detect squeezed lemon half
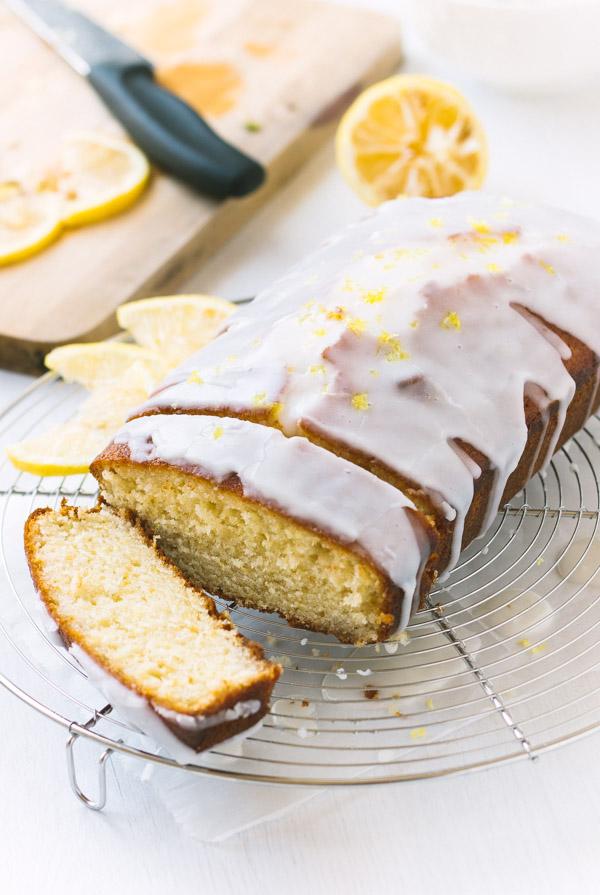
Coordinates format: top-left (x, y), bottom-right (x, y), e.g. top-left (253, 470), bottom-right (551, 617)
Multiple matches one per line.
top-left (336, 74), bottom-right (488, 205)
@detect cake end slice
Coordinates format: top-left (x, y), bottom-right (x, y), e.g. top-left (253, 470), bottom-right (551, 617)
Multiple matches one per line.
top-left (24, 503), bottom-right (280, 758)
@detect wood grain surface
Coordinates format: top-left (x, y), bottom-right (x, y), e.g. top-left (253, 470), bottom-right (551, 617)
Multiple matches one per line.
top-left (0, 0), bottom-right (402, 372)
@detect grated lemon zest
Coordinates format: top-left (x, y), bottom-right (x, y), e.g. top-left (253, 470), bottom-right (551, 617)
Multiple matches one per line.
top-left (441, 311), bottom-right (461, 331)
top-left (352, 392), bottom-right (370, 411)
top-left (361, 287), bottom-right (387, 305)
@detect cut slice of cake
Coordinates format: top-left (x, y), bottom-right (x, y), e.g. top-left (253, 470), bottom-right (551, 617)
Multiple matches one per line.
top-left (24, 503), bottom-right (280, 758)
top-left (91, 415), bottom-right (436, 645)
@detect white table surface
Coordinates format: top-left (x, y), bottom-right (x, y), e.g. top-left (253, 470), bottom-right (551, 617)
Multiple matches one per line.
top-left (3, 3), bottom-right (600, 893)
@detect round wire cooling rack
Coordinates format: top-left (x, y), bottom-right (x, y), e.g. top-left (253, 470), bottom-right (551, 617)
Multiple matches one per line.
top-left (3, 370), bottom-right (600, 807)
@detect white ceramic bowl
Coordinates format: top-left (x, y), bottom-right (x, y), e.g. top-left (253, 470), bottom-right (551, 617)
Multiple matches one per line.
top-left (405, 0), bottom-right (600, 92)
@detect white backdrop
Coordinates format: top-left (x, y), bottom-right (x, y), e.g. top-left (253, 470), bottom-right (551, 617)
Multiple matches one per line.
top-left (2, 2), bottom-right (600, 892)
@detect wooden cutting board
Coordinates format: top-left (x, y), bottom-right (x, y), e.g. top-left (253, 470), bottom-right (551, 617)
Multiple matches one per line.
top-left (0, 0), bottom-right (401, 373)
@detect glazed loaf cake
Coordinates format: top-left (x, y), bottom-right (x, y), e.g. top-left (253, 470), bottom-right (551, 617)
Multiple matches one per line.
top-left (92, 416), bottom-right (436, 643)
top-left (25, 503), bottom-right (280, 757)
top-left (93, 193), bottom-right (600, 644)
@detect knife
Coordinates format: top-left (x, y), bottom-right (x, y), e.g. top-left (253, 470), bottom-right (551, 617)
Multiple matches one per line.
top-left (5, 0), bottom-right (265, 199)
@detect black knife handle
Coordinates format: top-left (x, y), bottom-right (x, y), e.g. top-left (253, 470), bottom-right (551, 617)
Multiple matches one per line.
top-left (88, 62), bottom-right (265, 199)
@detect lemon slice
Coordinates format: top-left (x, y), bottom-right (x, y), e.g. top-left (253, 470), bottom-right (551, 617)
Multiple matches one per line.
top-left (7, 421), bottom-right (115, 476)
top-left (76, 361), bottom-right (159, 427)
top-left (39, 132), bottom-right (151, 227)
top-left (0, 182), bottom-right (63, 266)
top-left (117, 294), bottom-right (237, 366)
top-left (336, 74), bottom-right (488, 205)
top-left (7, 362), bottom-right (154, 475)
top-left (45, 341), bottom-right (164, 389)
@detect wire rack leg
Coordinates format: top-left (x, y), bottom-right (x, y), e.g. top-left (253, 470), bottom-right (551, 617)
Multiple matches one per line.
top-left (65, 706), bottom-right (118, 811)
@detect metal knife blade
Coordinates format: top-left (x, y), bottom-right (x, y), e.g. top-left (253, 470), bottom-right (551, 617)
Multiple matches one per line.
top-left (5, 0), bottom-right (151, 76)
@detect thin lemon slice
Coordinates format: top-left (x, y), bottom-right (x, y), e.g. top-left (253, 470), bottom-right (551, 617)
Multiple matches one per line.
top-left (7, 421), bottom-right (114, 476)
top-left (39, 132), bottom-right (151, 227)
top-left (336, 74), bottom-right (488, 205)
top-left (76, 361), bottom-right (159, 427)
top-left (0, 182), bottom-right (63, 266)
top-left (117, 294), bottom-right (237, 366)
top-left (7, 362), bottom-right (154, 475)
top-left (45, 341), bottom-right (164, 390)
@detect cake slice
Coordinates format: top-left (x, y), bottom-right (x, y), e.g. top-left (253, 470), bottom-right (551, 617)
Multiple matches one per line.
top-left (24, 503), bottom-right (280, 758)
top-left (91, 415), bottom-right (437, 645)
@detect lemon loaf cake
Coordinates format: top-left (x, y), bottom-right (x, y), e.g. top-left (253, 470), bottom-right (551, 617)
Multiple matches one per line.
top-left (92, 416), bottom-right (437, 643)
top-left (25, 503), bottom-right (280, 757)
top-left (94, 194), bottom-right (600, 643)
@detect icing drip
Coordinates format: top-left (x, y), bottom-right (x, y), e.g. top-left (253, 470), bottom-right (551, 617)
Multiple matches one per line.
top-left (135, 193), bottom-right (600, 580)
top-left (154, 701), bottom-right (261, 730)
top-left (114, 415), bottom-right (432, 628)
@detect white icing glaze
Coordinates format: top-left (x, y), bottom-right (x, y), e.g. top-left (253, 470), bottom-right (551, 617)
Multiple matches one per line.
top-left (136, 194), bottom-right (600, 584)
top-left (154, 700), bottom-right (261, 730)
top-left (113, 414), bottom-right (432, 628)
top-left (69, 643), bottom-right (265, 765)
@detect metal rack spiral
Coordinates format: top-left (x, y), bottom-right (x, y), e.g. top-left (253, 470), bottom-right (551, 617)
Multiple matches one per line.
top-left (2, 365), bottom-right (600, 804)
